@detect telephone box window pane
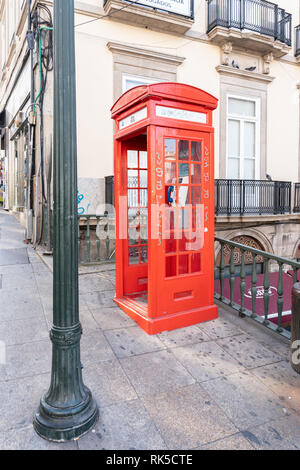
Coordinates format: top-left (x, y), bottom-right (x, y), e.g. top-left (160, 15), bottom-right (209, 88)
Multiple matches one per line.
top-left (140, 227), bottom-right (148, 244)
top-left (191, 142), bottom-right (201, 162)
top-left (179, 163), bottom-right (189, 182)
top-left (129, 247), bottom-right (139, 265)
top-left (178, 187), bottom-right (189, 207)
top-left (165, 162), bottom-right (176, 184)
top-left (129, 227), bottom-right (139, 246)
top-left (128, 190), bottom-right (139, 207)
top-left (166, 256), bottom-right (176, 277)
top-left (140, 208), bottom-right (148, 226)
top-left (140, 170), bottom-right (148, 188)
top-left (191, 253), bottom-right (201, 273)
top-left (165, 207), bottom-right (176, 231)
top-left (179, 140), bottom-right (189, 160)
top-left (179, 255), bottom-right (189, 275)
top-left (128, 151), bottom-right (138, 168)
top-left (178, 231), bottom-right (189, 252)
top-left (141, 247), bottom-right (148, 264)
top-left (191, 187), bottom-right (201, 206)
top-left (165, 139), bottom-right (176, 160)
top-left (191, 164), bottom-right (201, 185)
top-left (128, 170), bottom-right (138, 188)
top-left (128, 209), bottom-right (139, 227)
top-left (140, 189), bottom-right (148, 207)
top-left (139, 151), bottom-right (148, 169)
top-left (166, 232), bottom-right (176, 253)
top-left (178, 208), bottom-right (190, 230)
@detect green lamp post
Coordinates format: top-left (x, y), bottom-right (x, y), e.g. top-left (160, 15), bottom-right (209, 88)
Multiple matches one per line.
top-left (33, 0), bottom-right (99, 441)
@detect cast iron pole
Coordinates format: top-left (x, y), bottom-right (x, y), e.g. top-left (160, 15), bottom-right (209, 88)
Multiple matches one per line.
top-left (33, 0), bottom-right (99, 441)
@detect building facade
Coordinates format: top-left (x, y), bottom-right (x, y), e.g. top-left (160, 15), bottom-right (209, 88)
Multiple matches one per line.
top-left (0, 0), bottom-right (300, 260)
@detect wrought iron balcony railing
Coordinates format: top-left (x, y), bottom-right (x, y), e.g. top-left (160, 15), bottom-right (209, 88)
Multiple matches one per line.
top-left (207, 0), bottom-right (292, 46)
top-left (296, 25), bottom-right (300, 57)
top-left (215, 179), bottom-right (292, 216)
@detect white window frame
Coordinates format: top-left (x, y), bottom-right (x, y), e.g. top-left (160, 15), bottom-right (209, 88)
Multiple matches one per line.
top-left (122, 74), bottom-right (162, 94)
top-left (226, 94), bottom-right (261, 180)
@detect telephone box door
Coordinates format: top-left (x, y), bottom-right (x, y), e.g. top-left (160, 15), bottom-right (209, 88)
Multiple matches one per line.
top-left (148, 127), bottom-right (215, 319)
top-left (121, 140), bottom-right (148, 296)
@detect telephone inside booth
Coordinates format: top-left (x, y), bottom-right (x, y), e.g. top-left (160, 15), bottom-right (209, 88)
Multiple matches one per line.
top-left (111, 83), bottom-right (218, 335)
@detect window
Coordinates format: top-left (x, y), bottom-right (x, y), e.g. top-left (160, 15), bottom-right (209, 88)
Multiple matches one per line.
top-left (227, 96), bottom-right (260, 180)
top-left (1, 14), bottom-right (5, 70)
top-left (122, 74), bottom-right (162, 94)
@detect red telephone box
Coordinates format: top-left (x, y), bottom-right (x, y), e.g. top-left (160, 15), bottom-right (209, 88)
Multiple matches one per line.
top-left (111, 83), bottom-right (218, 335)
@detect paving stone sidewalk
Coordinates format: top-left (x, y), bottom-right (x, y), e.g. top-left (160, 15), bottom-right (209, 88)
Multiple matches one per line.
top-left (0, 209), bottom-right (299, 450)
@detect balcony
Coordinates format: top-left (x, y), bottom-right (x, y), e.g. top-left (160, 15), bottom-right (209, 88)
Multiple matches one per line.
top-left (215, 179), bottom-right (292, 216)
top-left (207, 0), bottom-right (292, 58)
top-left (103, 0), bottom-right (194, 34)
top-left (296, 25), bottom-right (300, 58)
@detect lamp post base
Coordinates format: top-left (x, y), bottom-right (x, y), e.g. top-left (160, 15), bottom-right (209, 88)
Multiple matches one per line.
top-left (33, 388), bottom-right (99, 442)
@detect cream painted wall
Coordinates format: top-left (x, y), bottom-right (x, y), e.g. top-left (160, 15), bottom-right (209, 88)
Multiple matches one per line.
top-left (72, 3), bottom-right (300, 186)
top-left (267, 59), bottom-right (300, 182)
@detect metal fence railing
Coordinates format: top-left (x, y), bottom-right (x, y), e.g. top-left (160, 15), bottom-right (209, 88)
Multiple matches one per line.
top-left (207, 0), bottom-right (292, 46)
top-left (214, 236), bottom-right (300, 339)
top-left (78, 214), bottom-right (115, 264)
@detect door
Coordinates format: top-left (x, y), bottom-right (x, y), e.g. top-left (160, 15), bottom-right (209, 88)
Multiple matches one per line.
top-left (122, 139), bottom-right (149, 296)
top-left (148, 127), bottom-right (215, 317)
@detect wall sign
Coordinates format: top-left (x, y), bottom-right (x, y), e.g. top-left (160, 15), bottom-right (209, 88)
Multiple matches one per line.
top-left (156, 105), bottom-right (207, 124)
top-left (127, 0), bottom-right (192, 17)
top-left (119, 107), bottom-right (147, 130)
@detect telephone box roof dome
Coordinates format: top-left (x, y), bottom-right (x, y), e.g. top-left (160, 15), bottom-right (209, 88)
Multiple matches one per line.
top-left (111, 82), bottom-right (218, 118)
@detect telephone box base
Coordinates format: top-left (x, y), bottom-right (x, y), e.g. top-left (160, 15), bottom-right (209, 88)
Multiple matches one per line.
top-left (114, 297), bottom-right (218, 335)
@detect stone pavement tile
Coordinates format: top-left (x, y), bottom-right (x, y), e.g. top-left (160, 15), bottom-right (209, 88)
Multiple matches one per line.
top-left (100, 271), bottom-right (116, 286)
top-left (79, 309), bottom-right (100, 335)
top-left (201, 371), bottom-right (292, 429)
top-left (0, 425), bottom-right (77, 450)
top-left (120, 350), bottom-right (195, 397)
top-left (0, 340), bottom-right (51, 381)
top-left (79, 274), bottom-right (114, 295)
top-left (31, 263), bottom-right (50, 273)
top-left (197, 317), bottom-right (245, 340)
top-left (142, 384), bottom-right (238, 449)
top-left (199, 433), bottom-right (255, 450)
top-left (1, 271), bottom-right (37, 290)
top-left (0, 373), bottom-right (50, 432)
top-left (157, 326), bottom-right (211, 349)
top-left (104, 327), bottom-right (165, 358)
top-left (81, 290), bottom-right (116, 309)
top-left (217, 303), bottom-right (290, 360)
top-left (241, 414), bottom-right (300, 450)
top-left (0, 289), bottom-right (43, 321)
top-left (83, 359), bottom-right (137, 408)
top-left (0, 316), bottom-right (49, 346)
top-left (77, 399), bottom-right (166, 450)
top-left (80, 330), bottom-right (115, 366)
top-left (171, 341), bottom-right (244, 383)
top-left (250, 361), bottom-right (300, 413)
top-left (216, 334), bottom-right (282, 369)
top-left (91, 307), bottom-right (136, 330)
top-left (0, 248), bottom-right (29, 266)
top-left (0, 263), bottom-right (33, 275)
